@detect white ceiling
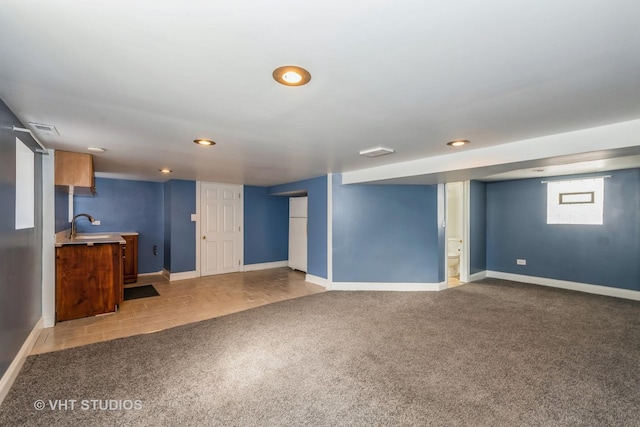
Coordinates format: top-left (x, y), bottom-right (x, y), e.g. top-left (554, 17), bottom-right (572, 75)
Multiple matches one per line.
top-left (1, 0), bottom-right (640, 186)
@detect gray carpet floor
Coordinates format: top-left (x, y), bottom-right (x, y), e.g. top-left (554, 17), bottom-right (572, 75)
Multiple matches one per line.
top-left (1, 278), bottom-right (639, 426)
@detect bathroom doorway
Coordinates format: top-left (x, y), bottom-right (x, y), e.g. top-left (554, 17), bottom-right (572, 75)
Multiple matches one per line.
top-left (445, 181), bottom-right (468, 287)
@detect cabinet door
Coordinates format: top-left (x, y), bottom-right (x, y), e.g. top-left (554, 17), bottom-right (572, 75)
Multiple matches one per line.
top-left (289, 196), bottom-right (308, 218)
top-left (54, 150), bottom-right (94, 188)
top-left (123, 234), bottom-right (138, 284)
top-left (56, 244), bottom-right (120, 322)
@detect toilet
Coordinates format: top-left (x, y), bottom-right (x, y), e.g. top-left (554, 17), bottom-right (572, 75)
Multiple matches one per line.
top-left (447, 238), bottom-right (462, 277)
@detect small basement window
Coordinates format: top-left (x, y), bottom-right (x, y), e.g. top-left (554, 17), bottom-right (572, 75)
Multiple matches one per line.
top-left (546, 177), bottom-right (604, 225)
top-left (15, 137), bottom-right (34, 230)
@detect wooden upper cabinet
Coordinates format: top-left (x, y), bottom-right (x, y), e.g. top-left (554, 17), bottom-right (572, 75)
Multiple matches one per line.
top-left (55, 150), bottom-right (95, 189)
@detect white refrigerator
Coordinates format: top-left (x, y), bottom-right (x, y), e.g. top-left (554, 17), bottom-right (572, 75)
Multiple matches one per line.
top-left (288, 196), bottom-right (308, 272)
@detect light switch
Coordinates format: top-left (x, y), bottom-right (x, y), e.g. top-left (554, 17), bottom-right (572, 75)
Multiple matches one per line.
top-left (190, 214), bottom-right (197, 222)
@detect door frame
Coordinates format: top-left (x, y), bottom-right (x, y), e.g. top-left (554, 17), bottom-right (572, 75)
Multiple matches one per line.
top-left (195, 181), bottom-right (244, 277)
top-left (461, 180), bottom-right (470, 283)
top-left (444, 181), bottom-right (470, 286)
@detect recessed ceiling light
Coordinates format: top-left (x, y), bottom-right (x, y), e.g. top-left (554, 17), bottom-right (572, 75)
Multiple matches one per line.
top-left (87, 147), bottom-right (106, 153)
top-left (359, 147), bottom-right (395, 157)
top-left (273, 66), bottom-right (311, 86)
top-left (447, 139), bottom-right (470, 147)
top-left (194, 139), bottom-right (215, 146)
top-left (159, 168), bottom-right (172, 173)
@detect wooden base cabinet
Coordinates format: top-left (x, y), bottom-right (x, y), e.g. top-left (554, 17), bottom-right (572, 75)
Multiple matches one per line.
top-left (122, 234), bottom-right (138, 284)
top-left (56, 243), bottom-right (123, 322)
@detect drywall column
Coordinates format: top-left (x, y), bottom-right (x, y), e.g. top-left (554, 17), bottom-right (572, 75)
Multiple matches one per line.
top-left (162, 180), bottom-right (196, 274)
top-left (42, 150), bottom-right (55, 327)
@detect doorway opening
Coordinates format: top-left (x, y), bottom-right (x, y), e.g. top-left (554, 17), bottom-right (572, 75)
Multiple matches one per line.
top-left (445, 181), bottom-right (468, 287)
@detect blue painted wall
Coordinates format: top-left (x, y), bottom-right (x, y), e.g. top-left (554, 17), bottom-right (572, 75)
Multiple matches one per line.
top-left (54, 184), bottom-right (69, 233)
top-left (268, 175), bottom-right (328, 279)
top-left (470, 180), bottom-right (487, 274)
top-left (163, 181), bottom-right (172, 271)
top-left (486, 169), bottom-right (640, 290)
top-left (73, 177), bottom-right (164, 274)
top-left (163, 180), bottom-right (196, 273)
top-left (244, 186), bottom-right (289, 265)
top-left (0, 99), bottom-right (42, 379)
top-left (332, 174), bottom-right (440, 283)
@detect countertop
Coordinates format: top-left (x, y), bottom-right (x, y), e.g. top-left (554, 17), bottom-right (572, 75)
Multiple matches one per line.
top-left (55, 232), bottom-right (127, 247)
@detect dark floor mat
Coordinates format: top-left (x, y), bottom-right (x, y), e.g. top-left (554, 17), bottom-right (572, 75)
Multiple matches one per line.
top-left (123, 284), bottom-right (160, 301)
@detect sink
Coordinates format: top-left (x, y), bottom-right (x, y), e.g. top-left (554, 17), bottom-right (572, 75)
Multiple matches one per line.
top-left (73, 234), bottom-right (111, 240)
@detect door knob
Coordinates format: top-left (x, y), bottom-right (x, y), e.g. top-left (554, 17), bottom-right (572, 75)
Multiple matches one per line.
top-left (202, 235), bottom-right (206, 240)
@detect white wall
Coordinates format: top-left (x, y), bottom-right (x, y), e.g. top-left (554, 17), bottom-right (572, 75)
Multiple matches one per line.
top-left (42, 150), bottom-right (55, 327)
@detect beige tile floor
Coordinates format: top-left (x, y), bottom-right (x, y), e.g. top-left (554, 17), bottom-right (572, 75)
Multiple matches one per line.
top-left (32, 268), bottom-right (325, 355)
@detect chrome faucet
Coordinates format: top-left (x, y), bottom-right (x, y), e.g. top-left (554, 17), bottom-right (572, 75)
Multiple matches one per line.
top-left (70, 213), bottom-right (96, 239)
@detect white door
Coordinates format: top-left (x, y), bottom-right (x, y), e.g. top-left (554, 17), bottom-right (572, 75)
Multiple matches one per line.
top-left (200, 183), bottom-right (242, 276)
top-left (289, 217), bottom-right (307, 272)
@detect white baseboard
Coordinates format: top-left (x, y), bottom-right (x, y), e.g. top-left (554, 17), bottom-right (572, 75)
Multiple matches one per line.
top-left (0, 317), bottom-right (44, 406)
top-left (468, 271), bottom-right (487, 282)
top-left (43, 315), bottom-right (55, 328)
top-left (436, 281), bottom-right (449, 291)
top-left (243, 261), bottom-right (288, 272)
top-left (486, 271), bottom-right (640, 301)
top-left (138, 271), bottom-right (164, 277)
top-left (162, 269), bottom-right (198, 282)
top-left (305, 274), bottom-right (330, 288)
top-left (330, 281), bottom-right (447, 292)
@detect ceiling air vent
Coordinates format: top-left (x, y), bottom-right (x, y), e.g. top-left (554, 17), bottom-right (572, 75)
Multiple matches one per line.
top-left (28, 122), bottom-right (59, 136)
top-left (359, 147), bottom-right (395, 158)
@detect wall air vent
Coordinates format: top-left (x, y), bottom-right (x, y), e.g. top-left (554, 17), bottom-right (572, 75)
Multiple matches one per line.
top-left (359, 147), bottom-right (395, 158)
top-left (28, 122), bottom-right (59, 136)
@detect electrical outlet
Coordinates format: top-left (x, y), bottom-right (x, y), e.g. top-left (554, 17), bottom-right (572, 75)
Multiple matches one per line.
top-left (91, 220), bottom-right (101, 225)
top-left (517, 259), bottom-right (526, 265)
